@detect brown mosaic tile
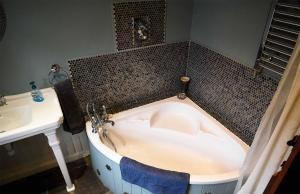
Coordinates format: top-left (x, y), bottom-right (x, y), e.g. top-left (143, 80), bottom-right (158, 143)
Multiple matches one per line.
top-left (68, 42), bottom-right (189, 114)
top-left (187, 42), bottom-right (279, 145)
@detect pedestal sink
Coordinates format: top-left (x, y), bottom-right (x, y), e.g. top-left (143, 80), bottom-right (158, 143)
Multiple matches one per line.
top-left (0, 88), bottom-right (75, 192)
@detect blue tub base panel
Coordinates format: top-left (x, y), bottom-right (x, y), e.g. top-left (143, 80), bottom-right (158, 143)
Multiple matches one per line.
top-left (89, 142), bottom-right (236, 194)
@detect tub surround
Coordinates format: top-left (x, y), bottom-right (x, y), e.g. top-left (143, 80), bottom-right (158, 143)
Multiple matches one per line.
top-left (187, 42), bottom-right (278, 145)
top-left (68, 41), bottom-right (278, 145)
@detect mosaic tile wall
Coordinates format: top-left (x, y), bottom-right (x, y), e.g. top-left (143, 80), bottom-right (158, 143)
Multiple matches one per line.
top-left (113, 0), bottom-right (166, 50)
top-left (68, 42), bottom-right (189, 114)
top-left (0, 2), bottom-right (6, 42)
top-left (186, 42), bottom-right (279, 145)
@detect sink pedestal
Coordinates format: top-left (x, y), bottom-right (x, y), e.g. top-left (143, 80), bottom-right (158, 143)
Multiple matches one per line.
top-left (44, 129), bottom-right (75, 192)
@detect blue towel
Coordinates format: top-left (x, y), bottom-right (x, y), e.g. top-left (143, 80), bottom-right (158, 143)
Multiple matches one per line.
top-left (120, 157), bottom-right (190, 194)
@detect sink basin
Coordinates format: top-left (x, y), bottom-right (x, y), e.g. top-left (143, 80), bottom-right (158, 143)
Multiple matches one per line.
top-left (0, 105), bottom-right (32, 132)
top-left (0, 88), bottom-right (63, 145)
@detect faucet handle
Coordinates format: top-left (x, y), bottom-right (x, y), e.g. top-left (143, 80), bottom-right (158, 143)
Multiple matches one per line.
top-left (90, 116), bottom-right (97, 129)
top-left (102, 105), bottom-right (107, 112)
top-left (101, 105), bottom-right (108, 119)
top-left (86, 102), bottom-right (101, 124)
top-left (91, 103), bottom-right (101, 122)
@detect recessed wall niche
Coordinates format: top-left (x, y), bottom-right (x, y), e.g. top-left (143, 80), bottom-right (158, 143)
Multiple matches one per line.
top-left (113, 0), bottom-right (166, 50)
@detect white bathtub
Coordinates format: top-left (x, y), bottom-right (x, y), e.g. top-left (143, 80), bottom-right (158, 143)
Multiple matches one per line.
top-left (87, 96), bottom-right (249, 194)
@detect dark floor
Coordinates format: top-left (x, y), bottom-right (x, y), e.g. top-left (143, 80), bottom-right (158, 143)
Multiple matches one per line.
top-left (45, 168), bottom-right (109, 194)
top-left (0, 158), bottom-right (109, 194)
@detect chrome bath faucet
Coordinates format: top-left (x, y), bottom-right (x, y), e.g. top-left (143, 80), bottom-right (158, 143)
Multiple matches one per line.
top-left (86, 102), bottom-right (117, 152)
top-left (86, 103), bottom-right (115, 133)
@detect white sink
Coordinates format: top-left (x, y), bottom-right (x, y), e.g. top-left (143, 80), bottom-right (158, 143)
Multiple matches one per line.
top-left (0, 88), bottom-right (63, 145)
top-left (0, 88), bottom-right (75, 192)
top-left (0, 105), bottom-right (32, 132)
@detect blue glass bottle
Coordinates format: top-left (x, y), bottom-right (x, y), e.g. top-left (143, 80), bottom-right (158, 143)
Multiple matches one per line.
top-left (29, 81), bottom-right (44, 102)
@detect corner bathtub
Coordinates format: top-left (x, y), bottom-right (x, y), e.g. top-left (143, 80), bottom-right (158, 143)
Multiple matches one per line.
top-left (87, 96), bottom-right (249, 194)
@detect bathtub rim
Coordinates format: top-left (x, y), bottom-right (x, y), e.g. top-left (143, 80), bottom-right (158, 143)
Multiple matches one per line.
top-left (86, 96), bottom-right (249, 184)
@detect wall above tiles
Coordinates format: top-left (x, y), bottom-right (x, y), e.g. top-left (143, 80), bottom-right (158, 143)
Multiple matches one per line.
top-left (190, 0), bottom-right (273, 68)
top-left (113, 0), bottom-right (166, 50)
top-left (0, 0), bottom-right (192, 95)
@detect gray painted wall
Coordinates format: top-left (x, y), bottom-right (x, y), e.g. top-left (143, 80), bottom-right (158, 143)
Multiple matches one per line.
top-left (190, 0), bottom-right (273, 67)
top-left (166, 0), bottom-right (193, 43)
top-left (0, 0), bottom-right (193, 95)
